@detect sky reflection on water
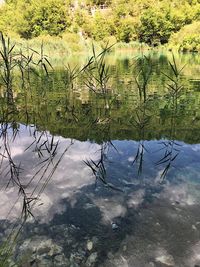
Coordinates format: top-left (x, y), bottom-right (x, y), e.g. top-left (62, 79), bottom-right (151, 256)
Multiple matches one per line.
top-left (1, 126), bottom-right (200, 266)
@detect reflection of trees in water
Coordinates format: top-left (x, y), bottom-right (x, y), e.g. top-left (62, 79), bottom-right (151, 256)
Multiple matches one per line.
top-left (84, 53), bottom-right (186, 187)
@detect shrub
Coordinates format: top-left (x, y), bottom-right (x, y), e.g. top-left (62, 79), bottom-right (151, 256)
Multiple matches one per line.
top-left (169, 21), bottom-right (200, 52)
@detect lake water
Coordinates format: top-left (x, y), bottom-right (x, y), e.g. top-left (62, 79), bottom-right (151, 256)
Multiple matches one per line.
top-left (0, 51), bottom-right (200, 267)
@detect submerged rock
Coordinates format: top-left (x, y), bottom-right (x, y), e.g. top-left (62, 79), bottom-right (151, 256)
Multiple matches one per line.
top-left (107, 252), bottom-right (114, 259)
top-left (148, 262), bottom-right (155, 267)
top-left (70, 250), bottom-right (86, 266)
top-left (111, 222), bottom-right (119, 230)
top-left (54, 254), bottom-right (70, 267)
top-left (87, 241), bottom-right (93, 251)
top-left (155, 254), bottom-right (175, 266)
top-left (18, 237), bottom-right (65, 266)
top-left (86, 252), bottom-right (98, 266)
top-left (192, 225), bottom-right (197, 230)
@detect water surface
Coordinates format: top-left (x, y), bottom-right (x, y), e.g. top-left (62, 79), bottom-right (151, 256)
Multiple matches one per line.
top-left (0, 51), bottom-right (200, 267)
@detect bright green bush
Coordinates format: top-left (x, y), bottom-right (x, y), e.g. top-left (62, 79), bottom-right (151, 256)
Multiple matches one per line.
top-left (180, 35), bottom-right (200, 52)
top-left (169, 21), bottom-right (200, 52)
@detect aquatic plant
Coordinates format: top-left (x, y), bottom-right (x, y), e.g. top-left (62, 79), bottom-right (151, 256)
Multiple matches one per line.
top-left (0, 32), bottom-right (15, 103)
top-left (134, 54), bottom-right (153, 103)
top-left (63, 55), bottom-right (94, 90)
top-left (163, 53), bottom-right (185, 110)
top-left (0, 33), bottom-right (40, 101)
top-left (15, 48), bottom-right (36, 88)
top-left (131, 107), bottom-right (150, 176)
top-left (31, 41), bottom-right (53, 76)
top-left (83, 43), bottom-right (112, 94)
top-left (84, 141), bottom-right (123, 192)
top-left (155, 56), bottom-right (184, 181)
top-left (156, 139), bottom-right (181, 182)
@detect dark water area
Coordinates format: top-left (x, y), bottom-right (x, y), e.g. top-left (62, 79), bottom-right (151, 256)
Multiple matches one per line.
top-left (0, 51), bottom-right (200, 267)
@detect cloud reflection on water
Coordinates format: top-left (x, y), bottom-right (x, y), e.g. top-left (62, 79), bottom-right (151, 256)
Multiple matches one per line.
top-left (0, 128), bottom-right (101, 222)
top-left (1, 126), bottom-right (200, 266)
top-left (1, 127), bottom-right (200, 226)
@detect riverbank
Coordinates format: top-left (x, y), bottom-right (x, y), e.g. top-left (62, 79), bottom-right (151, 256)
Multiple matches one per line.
top-left (3, 33), bottom-right (199, 65)
top-left (6, 33), bottom-right (149, 58)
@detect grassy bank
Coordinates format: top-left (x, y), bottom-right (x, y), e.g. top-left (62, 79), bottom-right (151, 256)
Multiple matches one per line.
top-left (2, 30), bottom-right (199, 69)
top-left (4, 33), bottom-right (150, 62)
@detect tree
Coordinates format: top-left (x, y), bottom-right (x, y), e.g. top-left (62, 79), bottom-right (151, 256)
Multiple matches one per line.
top-left (1, 0), bottom-right (71, 38)
top-left (115, 17), bottom-right (136, 42)
top-left (91, 11), bottom-right (113, 40)
top-left (138, 8), bottom-right (173, 45)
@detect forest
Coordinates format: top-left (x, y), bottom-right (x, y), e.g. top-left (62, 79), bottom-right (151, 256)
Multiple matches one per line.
top-left (0, 0), bottom-right (200, 52)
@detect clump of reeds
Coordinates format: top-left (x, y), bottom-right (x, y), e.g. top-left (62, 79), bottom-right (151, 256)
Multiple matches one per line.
top-left (0, 32), bottom-right (15, 103)
top-left (163, 53), bottom-right (185, 110)
top-left (32, 41), bottom-right (53, 76)
top-left (156, 139), bottom-right (181, 182)
top-left (134, 54), bottom-right (153, 103)
top-left (131, 107), bottom-right (150, 176)
top-left (83, 43), bottom-right (112, 94)
top-left (154, 54), bottom-right (185, 181)
top-left (64, 58), bottom-right (93, 89)
top-left (84, 141), bottom-right (123, 192)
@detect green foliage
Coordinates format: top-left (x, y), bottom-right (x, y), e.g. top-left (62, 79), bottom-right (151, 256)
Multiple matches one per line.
top-left (0, 0), bottom-right (71, 38)
top-left (168, 6), bottom-right (193, 31)
top-left (138, 8), bottom-right (173, 45)
top-left (115, 17), bottom-right (136, 42)
top-left (170, 22), bottom-right (200, 52)
top-left (0, 0), bottom-right (200, 49)
top-left (88, 0), bottom-right (112, 6)
top-left (91, 12), bottom-right (114, 41)
top-left (180, 35), bottom-right (200, 52)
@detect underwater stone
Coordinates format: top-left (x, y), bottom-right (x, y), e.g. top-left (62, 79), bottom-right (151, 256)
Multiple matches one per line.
top-left (192, 225), bottom-right (197, 230)
top-left (107, 252), bottom-right (114, 259)
top-left (86, 252), bottom-right (98, 266)
top-left (92, 236), bottom-right (98, 244)
top-left (70, 250), bottom-right (86, 265)
top-left (18, 237), bottom-right (64, 266)
top-left (37, 246), bottom-right (51, 255)
top-left (70, 263), bottom-right (79, 267)
top-left (54, 254), bottom-right (70, 267)
top-left (87, 241), bottom-right (93, 251)
top-left (111, 222), bottom-right (119, 230)
top-left (123, 245), bottom-right (127, 251)
top-left (155, 254), bottom-right (175, 266)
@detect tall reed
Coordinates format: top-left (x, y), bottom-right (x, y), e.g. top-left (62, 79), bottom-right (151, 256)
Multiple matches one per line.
top-left (163, 53), bottom-right (185, 110)
top-left (0, 32), bottom-right (15, 103)
top-left (83, 43), bottom-right (112, 94)
top-left (134, 55), bottom-right (153, 103)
